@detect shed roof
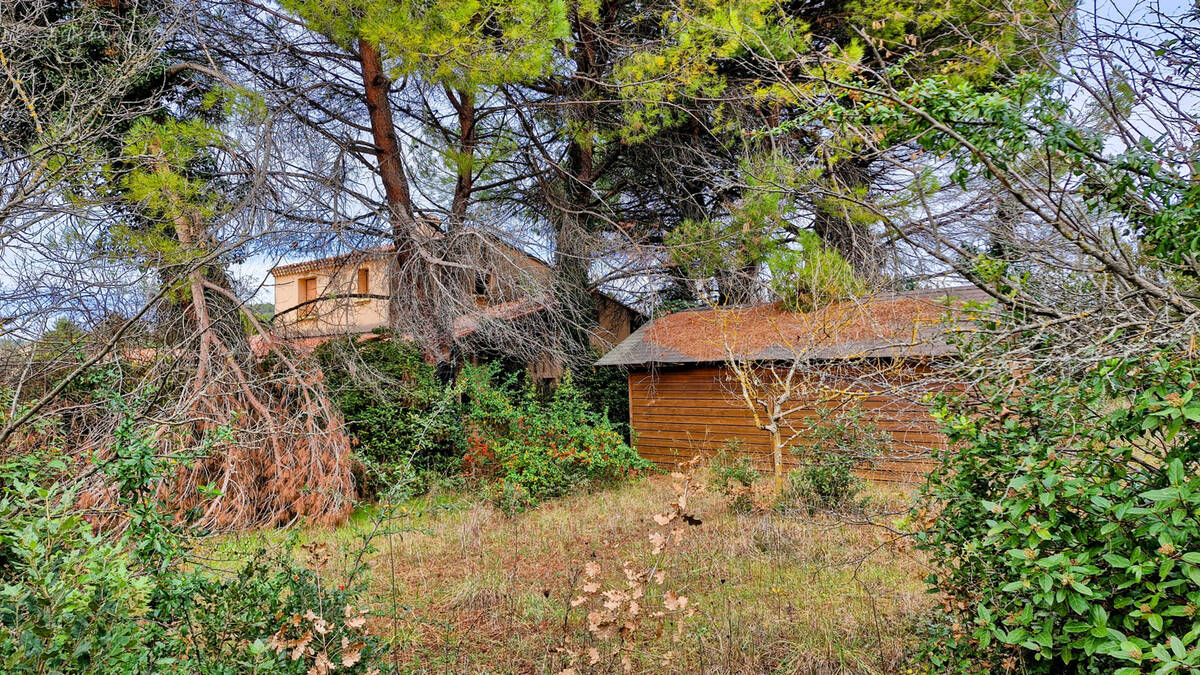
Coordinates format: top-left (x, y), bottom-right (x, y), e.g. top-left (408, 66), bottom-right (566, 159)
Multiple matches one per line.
top-left (594, 285), bottom-right (990, 367)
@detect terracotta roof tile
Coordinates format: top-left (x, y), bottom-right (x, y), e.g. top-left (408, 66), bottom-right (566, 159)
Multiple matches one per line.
top-left (453, 294), bottom-right (552, 338)
top-left (269, 246), bottom-right (394, 277)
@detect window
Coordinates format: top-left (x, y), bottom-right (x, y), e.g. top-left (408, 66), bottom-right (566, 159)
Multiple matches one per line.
top-left (357, 267), bottom-right (369, 296)
top-left (298, 276), bottom-right (317, 318)
top-left (474, 271), bottom-right (489, 296)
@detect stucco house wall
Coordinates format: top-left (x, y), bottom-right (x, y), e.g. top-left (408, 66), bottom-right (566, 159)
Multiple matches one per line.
top-left (271, 253), bottom-right (389, 337)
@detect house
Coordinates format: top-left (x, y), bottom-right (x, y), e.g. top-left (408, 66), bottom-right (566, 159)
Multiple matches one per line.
top-left (268, 245), bottom-right (644, 379)
top-left (594, 285), bottom-right (989, 482)
top-left (270, 248), bottom-right (393, 337)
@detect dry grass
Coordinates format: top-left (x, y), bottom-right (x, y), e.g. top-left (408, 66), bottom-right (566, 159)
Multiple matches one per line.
top-left (217, 475), bottom-right (933, 674)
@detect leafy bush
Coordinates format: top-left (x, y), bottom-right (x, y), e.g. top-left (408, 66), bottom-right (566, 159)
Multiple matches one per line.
top-left (780, 453), bottom-right (860, 513)
top-left (918, 347), bottom-right (1200, 673)
top-left (570, 357), bottom-right (632, 442)
top-left (316, 334), bottom-right (466, 495)
top-left (710, 440), bottom-right (760, 513)
top-left (164, 541), bottom-right (381, 675)
top-left (0, 479), bottom-right (151, 673)
top-left (781, 406), bottom-right (885, 511)
top-left (0, 421), bottom-right (385, 674)
top-left (460, 364), bottom-right (651, 512)
top-left (316, 337), bottom-right (649, 508)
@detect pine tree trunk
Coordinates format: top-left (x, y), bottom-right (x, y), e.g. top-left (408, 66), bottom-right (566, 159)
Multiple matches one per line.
top-left (357, 39), bottom-right (451, 361)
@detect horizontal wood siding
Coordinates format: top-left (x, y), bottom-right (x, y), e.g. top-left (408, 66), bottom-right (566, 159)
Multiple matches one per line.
top-left (628, 364), bottom-right (947, 482)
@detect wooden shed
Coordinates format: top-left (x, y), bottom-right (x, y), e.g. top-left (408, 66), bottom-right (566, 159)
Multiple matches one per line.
top-left (595, 286), bottom-right (989, 482)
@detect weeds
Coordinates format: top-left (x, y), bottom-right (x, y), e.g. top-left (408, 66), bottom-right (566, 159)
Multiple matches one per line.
top-left (559, 457), bottom-right (705, 673)
top-left (777, 452), bottom-right (863, 514)
top-left (0, 413), bottom-right (390, 674)
top-left (710, 441), bottom-right (760, 513)
top-left (294, 468), bottom-right (929, 673)
top-left (3, 405), bottom-right (927, 673)
top-left (780, 406), bottom-right (889, 514)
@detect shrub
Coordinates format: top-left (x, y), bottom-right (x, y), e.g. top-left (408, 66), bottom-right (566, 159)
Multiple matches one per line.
top-left (0, 479), bottom-right (151, 673)
top-left (558, 457), bottom-right (703, 672)
top-left (780, 452), bottom-right (860, 513)
top-left (710, 440), bottom-right (760, 513)
top-left (460, 364), bottom-right (651, 512)
top-left (316, 338), bottom-right (649, 508)
top-left (316, 334), bottom-right (466, 495)
top-left (163, 542), bottom-right (382, 675)
top-left (570, 357), bottom-right (632, 442)
top-left (0, 421), bottom-right (385, 674)
top-left (781, 406), bottom-right (885, 511)
top-left (918, 347), bottom-right (1200, 673)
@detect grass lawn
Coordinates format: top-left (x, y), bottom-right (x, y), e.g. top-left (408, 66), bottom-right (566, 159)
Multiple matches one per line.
top-left (214, 474), bottom-right (933, 674)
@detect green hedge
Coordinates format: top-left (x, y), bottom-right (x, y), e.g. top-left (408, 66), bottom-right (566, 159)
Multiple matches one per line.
top-left (316, 337), bottom-right (648, 509)
top-left (315, 335), bottom-right (465, 495)
top-left (918, 346), bottom-right (1200, 673)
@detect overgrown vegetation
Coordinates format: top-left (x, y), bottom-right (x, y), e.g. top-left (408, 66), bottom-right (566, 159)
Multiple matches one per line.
top-left (710, 440), bottom-right (761, 513)
top-left (259, 471), bottom-right (928, 673)
top-left (460, 366), bottom-right (651, 513)
top-left (917, 344), bottom-right (1200, 673)
top-left (570, 355), bottom-right (632, 443)
top-left (0, 425), bottom-right (385, 674)
top-left (709, 408), bottom-right (885, 516)
top-left (782, 407), bottom-right (887, 513)
top-left (4, 0), bottom-right (1197, 669)
top-left (316, 335), bottom-right (466, 496)
top-left (317, 337), bottom-right (648, 512)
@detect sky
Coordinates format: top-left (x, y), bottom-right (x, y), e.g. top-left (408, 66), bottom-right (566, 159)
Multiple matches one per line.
top-left (230, 257), bottom-right (280, 306)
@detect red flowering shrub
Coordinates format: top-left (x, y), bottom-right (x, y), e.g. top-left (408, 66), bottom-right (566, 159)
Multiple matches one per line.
top-left (459, 365), bottom-right (652, 513)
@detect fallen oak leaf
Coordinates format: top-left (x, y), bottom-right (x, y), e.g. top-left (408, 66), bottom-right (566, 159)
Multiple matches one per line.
top-left (340, 637), bottom-right (364, 666)
top-left (648, 532), bottom-right (666, 553)
top-left (664, 590), bottom-right (689, 611)
top-left (309, 650), bottom-right (333, 675)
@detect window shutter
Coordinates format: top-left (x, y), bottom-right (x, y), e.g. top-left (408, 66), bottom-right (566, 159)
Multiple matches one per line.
top-left (300, 277), bottom-right (317, 317)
